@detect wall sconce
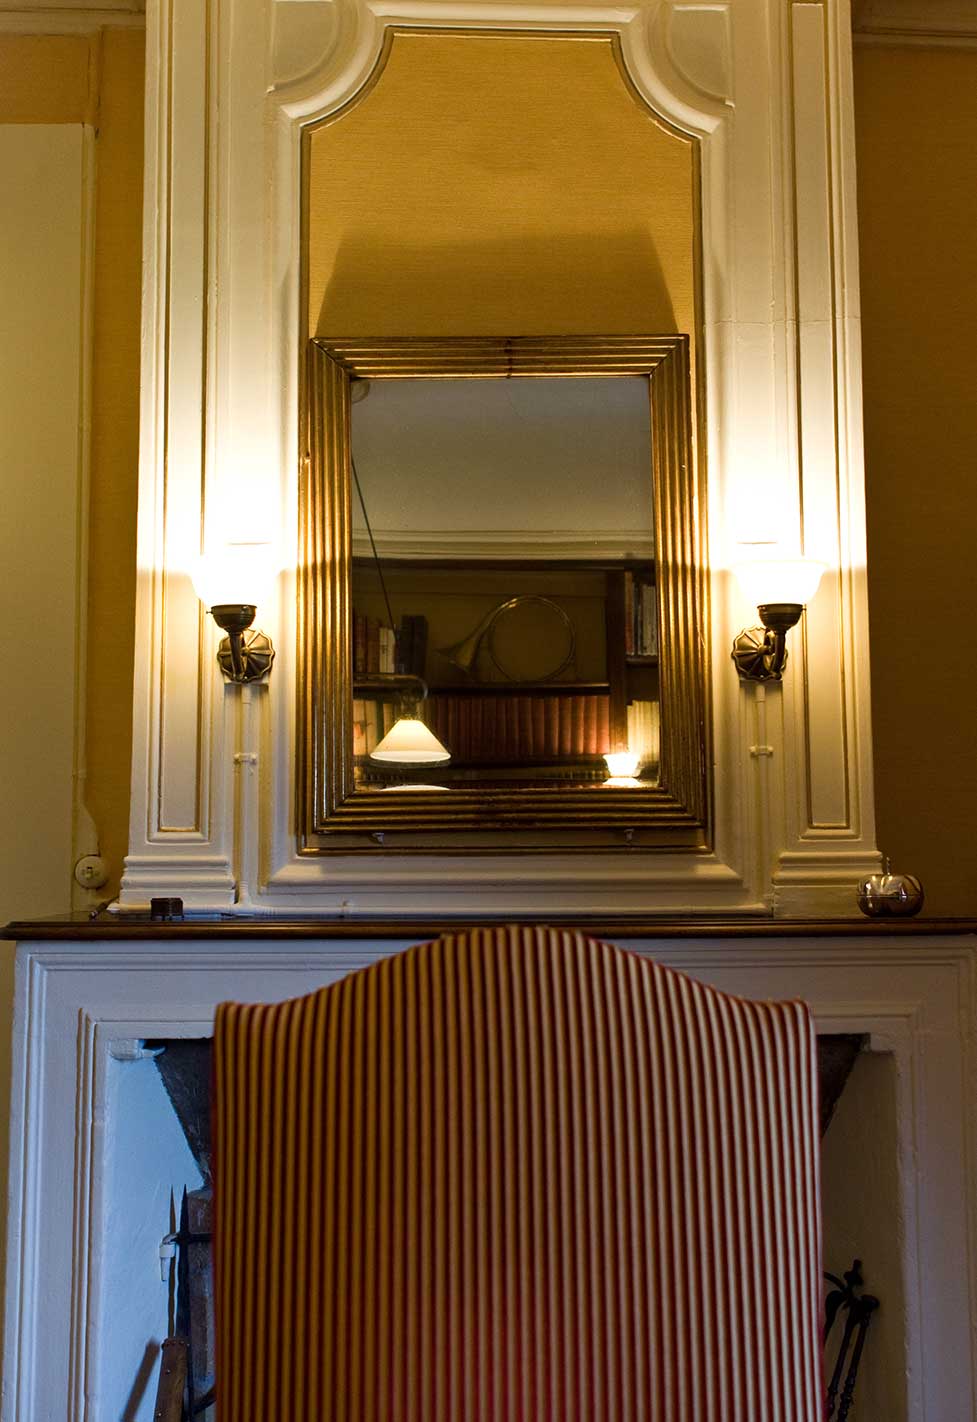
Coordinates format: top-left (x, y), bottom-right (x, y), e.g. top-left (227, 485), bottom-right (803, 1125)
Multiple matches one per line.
top-left (731, 554), bottom-right (825, 682)
top-left (192, 543), bottom-right (277, 684)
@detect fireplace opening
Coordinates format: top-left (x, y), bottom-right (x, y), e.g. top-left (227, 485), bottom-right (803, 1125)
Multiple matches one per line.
top-left (822, 1048), bottom-right (906, 1421)
top-left (97, 1033), bottom-right (901, 1420)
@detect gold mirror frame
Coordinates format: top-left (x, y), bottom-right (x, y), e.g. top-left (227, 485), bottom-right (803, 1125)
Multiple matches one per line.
top-left (300, 335), bottom-right (708, 852)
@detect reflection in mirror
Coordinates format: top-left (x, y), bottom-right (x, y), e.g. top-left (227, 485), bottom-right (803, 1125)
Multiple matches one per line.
top-left (349, 377), bottom-right (661, 791)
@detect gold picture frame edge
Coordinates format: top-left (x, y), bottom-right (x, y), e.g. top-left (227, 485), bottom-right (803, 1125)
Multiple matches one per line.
top-left (300, 334), bottom-right (708, 850)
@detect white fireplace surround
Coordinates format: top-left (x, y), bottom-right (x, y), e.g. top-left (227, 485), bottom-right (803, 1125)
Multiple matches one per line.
top-left (3, 929), bottom-right (976, 1419)
top-left (117, 0), bottom-right (881, 919)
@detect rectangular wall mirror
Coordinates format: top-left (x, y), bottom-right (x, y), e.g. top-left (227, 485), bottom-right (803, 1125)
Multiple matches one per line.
top-left (301, 336), bottom-right (708, 851)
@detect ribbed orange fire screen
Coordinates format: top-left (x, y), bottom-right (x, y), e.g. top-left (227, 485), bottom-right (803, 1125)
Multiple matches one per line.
top-left (214, 926), bottom-right (823, 1419)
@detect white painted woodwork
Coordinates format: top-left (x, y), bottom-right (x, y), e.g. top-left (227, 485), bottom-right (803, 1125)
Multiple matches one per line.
top-left (0, 125), bottom-right (92, 925)
top-left (119, 0), bottom-right (883, 917)
top-left (4, 931), bottom-right (976, 1418)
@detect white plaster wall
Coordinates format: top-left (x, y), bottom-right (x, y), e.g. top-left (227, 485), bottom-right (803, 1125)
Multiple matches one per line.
top-left (97, 1052), bottom-right (203, 1421)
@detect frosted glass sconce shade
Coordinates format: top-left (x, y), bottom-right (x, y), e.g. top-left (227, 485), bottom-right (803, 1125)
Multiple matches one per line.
top-left (731, 552), bottom-right (825, 683)
top-left (190, 542), bottom-right (277, 612)
top-left (191, 543), bottom-right (278, 683)
top-left (731, 555), bottom-right (825, 610)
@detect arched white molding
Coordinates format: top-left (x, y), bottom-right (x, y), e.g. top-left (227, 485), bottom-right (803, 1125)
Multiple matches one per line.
top-left (275, 0), bottom-right (729, 138)
top-left (661, 2), bottom-right (733, 105)
top-left (273, 0), bottom-right (384, 120)
top-left (630, 0), bottom-right (730, 131)
top-left (271, 1), bottom-right (342, 91)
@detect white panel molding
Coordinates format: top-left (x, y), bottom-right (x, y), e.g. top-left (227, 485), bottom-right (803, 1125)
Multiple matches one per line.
top-left (120, 0), bottom-right (880, 916)
top-left (770, 0), bottom-right (881, 907)
top-left (3, 934), bottom-right (977, 1418)
top-left (853, 0), bottom-right (977, 46)
top-left (124, 0), bottom-right (234, 908)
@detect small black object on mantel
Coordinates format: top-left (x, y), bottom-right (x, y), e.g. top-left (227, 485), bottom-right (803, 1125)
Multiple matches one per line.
top-left (150, 897), bottom-right (185, 922)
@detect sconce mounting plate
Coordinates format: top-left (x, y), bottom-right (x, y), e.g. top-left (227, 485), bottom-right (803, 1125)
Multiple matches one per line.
top-left (732, 626), bottom-right (787, 682)
top-left (732, 601), bottom-right (804, 683)
top-left (217, 628), bottom-right (275, 683)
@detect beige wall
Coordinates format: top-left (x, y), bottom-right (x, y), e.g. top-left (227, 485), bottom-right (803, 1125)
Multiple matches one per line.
top-left (854, 45), bottom-right (977, 916)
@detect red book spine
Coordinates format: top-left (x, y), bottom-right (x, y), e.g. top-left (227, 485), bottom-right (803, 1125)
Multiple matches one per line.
top-left (597, 695), bottom-right (610, 754)
top-left (532, 696), bottom-right (545, 759)
top-left (547, 696), bottom-right (559, 758)
top-left (472, 695), bottom-right (484, 761)
top-left (354, 612), bottom-right (366, 676)
top-left (571, 695), bottom-right (585, 756)
top-left (584, 695), bottom-right (596, 755)
top-left (520, 696), bottom-right (534, 762)
top-left (460, 697), bottom-right (471, 761)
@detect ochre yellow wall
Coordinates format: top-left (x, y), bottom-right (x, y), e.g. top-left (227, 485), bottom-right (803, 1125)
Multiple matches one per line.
top-left (0, 29), bottom-right (143, 898)
top-left (854, 45), bottom-right (977, 915)
top-left (0, 34), bottom-right (96, 122)
top-left (308, 31), bottom-right (696, 338)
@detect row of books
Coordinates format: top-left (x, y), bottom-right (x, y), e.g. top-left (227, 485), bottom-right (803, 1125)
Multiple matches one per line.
top-left (352, 613), bottom-right (395, 676)
top-left (422, 693), bottom-right (611, 762)
top-left (627, 698), bottom-right (661, 768)
top-left (352, 612), bottom-right (428, 677)
top-left (352, 698), bottom-right (397, 757)
top-left (354, 688), bottom-right (661, 767)
top-left (624, 573), bottom-right (659, 658)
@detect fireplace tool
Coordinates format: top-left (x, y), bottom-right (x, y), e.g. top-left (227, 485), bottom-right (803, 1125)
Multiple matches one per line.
top-left (154, 1186), bottom-right (215, 1421)
top-left (824, 1259), bottom-right (880, 1421)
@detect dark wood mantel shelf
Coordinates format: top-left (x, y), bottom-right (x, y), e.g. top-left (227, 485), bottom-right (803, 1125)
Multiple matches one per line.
top-left (4, 914), bottom-right (977, 942)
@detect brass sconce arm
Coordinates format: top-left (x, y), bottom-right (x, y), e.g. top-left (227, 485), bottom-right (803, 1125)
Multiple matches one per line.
top-left (210, 603), bottom-right (276, 684)
top-left (731, 602), bottom-right (804, 683)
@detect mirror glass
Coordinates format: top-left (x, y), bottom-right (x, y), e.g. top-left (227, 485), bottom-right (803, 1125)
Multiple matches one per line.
top-left (349, 376), bottom-right (661, 791)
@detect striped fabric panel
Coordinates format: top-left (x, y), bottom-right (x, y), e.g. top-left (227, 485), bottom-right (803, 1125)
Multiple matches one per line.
top-left (214, 926), bottom-right (823, 1420)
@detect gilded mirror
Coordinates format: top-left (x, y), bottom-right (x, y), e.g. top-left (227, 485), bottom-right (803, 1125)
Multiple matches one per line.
top-left (301, 336), bottom-right (707, 850)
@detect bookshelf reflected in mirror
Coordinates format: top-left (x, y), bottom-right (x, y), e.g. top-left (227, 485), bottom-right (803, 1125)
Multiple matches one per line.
top-left (351, 558), bottom-right (660, 788)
